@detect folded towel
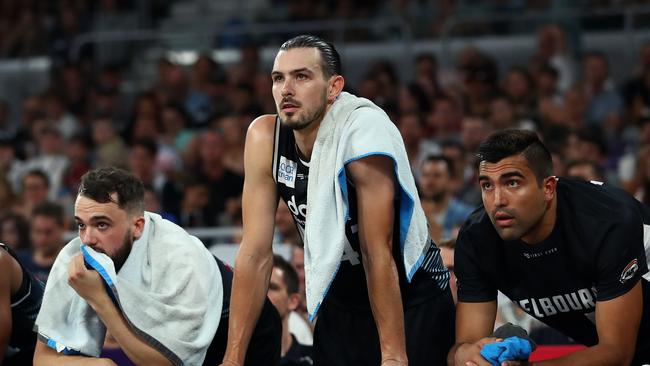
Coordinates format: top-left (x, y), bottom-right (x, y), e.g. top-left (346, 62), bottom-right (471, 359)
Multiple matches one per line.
top-left (480, 336), bottom-right (534, 366)
top-left (304, 91), bottom-right (431, 319)
top-left (35, 212), bottom-right (223, 365)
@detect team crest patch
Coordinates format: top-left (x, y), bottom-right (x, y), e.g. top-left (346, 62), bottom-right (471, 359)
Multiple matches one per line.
top-left (278, 156), bottom-right (297, 188)
top-left (620, 259), bottom-right (639, 284)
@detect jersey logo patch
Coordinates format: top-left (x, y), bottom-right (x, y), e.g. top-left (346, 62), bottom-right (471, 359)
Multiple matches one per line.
top-left (278, 156), bottom-right (297, 188)
top-left (620, 259), bottom-right (639, 284)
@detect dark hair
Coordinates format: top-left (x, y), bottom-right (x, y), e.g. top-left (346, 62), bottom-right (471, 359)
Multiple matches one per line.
top-left (78, 167), bottom-right (145, 214)
top-left (273, 254), bottom-right (299, 295)
top-left (22, 169), bottom-right (50, 189)
top-left (131, 138), bottom-right (158, 157)
top-left (31, 201), bottom-right (65, 227)
top-left (0, 213), bottom-right (31, 250)
top-left (476, 129), bottom-right (553, 183)
top-left (565, 159), bottom-right (604, 181)
top-left (279, 34), bottom-right (342, 78)
top-left (423, 155), bottom-right (455, 177)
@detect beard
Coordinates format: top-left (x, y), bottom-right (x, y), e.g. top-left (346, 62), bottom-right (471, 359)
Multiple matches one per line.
top-left (278, 92), bottom-right (328, 131)
top-left (112, 229), bottom-right (134, 272)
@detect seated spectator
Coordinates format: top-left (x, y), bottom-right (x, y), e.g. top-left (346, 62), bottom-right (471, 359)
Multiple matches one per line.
top-left (566, 160), bottom-right (604, 182)
top-left (13, 169), bottom-right (50, 220)
top-left (17, 201), bottom-right (66, 283)
top-left (269, 255), bottom-right (313, 366)
top-left (0, 213), bottom-right (31, 251)
top-left (418, 155), bottom-right (474, 242)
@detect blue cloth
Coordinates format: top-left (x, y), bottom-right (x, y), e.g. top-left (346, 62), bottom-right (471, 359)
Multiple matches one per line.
top-left (480, 336), bottom-right (533, 366)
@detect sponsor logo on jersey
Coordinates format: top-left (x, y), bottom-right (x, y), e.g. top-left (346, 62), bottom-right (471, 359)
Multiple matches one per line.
top-left (278, 156), bottom-right (297, 188)
top-left (517, 287), bottom-right (597, 318)
top-left (620, 258), bottom-right (639, 284)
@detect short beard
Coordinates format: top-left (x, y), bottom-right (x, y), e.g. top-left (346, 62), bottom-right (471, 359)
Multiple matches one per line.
top-left (279, 93), bottom-right (328, 131)
top-left (112, 229), bottom-right (134, 272)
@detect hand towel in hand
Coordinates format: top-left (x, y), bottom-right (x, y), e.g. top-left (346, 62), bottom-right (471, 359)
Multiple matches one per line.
top-left (480, 336), bottom-right (534, 366)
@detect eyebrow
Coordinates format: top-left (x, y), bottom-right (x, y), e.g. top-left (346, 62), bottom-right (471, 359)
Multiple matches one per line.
top-left (74, 215), bottom-right (114, 224)
top-left (271, 67), bottom-right (313, 77)
top-left (478, 171), bottom-right (526, 182)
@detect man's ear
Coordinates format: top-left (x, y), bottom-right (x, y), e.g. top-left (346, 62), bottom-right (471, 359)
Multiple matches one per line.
top-left (288, 293), bottom-right (301, 312)
top-left (544, 176), bottom-right (557, 202)
top-left (132, 215), bottom-right (145, 239)
top-left (327, 75), bottom-right (345, 103)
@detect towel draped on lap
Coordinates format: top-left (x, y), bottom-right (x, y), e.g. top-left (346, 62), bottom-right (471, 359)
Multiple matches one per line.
top-left (304, 92), bottom-right (431, 319)
top-left (35, 212), bottom-right (223, 366)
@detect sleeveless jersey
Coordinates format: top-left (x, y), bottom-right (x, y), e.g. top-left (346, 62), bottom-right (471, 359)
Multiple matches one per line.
top-left (271, 117), bottom-right (448, 309)
top-left (1, 243), bottom-right (44, 360)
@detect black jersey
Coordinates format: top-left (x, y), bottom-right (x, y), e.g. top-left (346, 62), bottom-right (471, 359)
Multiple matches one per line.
top-left (271, 117), bottom-right (448, 310)
top-left (456, 178), bottom-right (650, 361)
top-left (1, 243), bottom-right (44, 363)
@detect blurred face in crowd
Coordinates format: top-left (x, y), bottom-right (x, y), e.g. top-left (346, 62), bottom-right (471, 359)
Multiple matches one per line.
top-left (489, 98), bottom-right (516, 130)
top-left (398, 114), bottom-right (423, 147)
top-left (419, 159), bottom-right (451, 202)
top-left (504, 69), bottom-right (532, 102)
top-left (272, 47), bottom-right (333, 131)
top-left (1, 219), bottom-right (21, 250)
top-left (128, 145), bottom-right (156, 181)
top-left (584, 55), bottom-right (608, 87)
top-left (74, 194), bottom-right (144, 271)
top-left (22, 174), bottom-right (49, 204)
top-left (479, 154), bottom-right (555, 243)
top-left (267, 266), bottom-right (300, 320)
top-left (31, 215), bottom-right (63, 256)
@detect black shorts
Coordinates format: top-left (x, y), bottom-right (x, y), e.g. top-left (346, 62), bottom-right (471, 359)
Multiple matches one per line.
top-left (312, 287), bottom-right (455, 366)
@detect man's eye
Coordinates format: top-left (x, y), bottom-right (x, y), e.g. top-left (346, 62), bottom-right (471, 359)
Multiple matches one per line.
top-left (77, 223), bottom-right (85, 229)
top-left (97, 222), bottom-right (108, 230)
top-left (297, 73), bottom-right (307, 80)
top-left (508, 180), bottom-right (520, 188)
top-left (481, 182), bottom-right (492, 190)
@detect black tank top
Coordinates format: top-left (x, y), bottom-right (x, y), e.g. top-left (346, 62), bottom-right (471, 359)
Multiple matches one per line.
top-left (1, 243), bottom-right (44, 360)
top-left (271, 117), bottom-right (449, 309)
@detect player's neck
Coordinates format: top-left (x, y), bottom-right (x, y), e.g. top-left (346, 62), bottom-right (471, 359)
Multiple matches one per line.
top-left (521, 195), bottom-right (557, 245)
top-left (293, 117), bottom-right (323, 161)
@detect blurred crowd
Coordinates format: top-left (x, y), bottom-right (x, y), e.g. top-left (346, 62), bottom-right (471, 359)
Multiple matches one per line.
top-left (3, 0), bottom-right (650, 350)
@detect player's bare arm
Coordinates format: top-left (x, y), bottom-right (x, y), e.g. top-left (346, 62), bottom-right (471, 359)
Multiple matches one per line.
top-left (529, 281), bottom-right (642, 366)
top-left (221, 115), bottom-right (279, 366)
top-left (347, 154), bottom-right (408, 365)
top-left (448, 301), bottom-right (498, 366)
top-left (0, 251), bottom-right (17, 363)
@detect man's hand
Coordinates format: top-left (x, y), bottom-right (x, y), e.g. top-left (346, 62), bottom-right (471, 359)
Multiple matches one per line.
top-left (67, 254), bottom-right (110, 308)
top-left (455, 337), bottom-right (501, 366)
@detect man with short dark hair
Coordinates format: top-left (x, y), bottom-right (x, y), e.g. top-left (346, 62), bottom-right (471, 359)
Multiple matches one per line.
top-left (268, 255), bottom-right (313, 366)
top-left (419, 155), bottom-right (474, 242)
top-left (449, 129), bottom-right (650, 365)
top-left (34, 167), bottom-right (280, 366)
top-left (17, 201), bottom-right (66, 282)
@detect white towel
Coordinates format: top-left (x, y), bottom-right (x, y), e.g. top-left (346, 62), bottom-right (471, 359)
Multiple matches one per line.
top-left (35, 212), bottom-right (222, 366)
top-left (304, 92), bottom-right (430, 319)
